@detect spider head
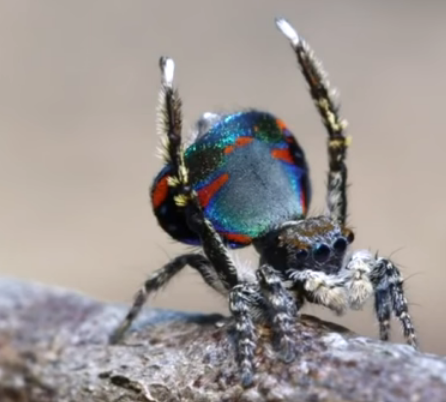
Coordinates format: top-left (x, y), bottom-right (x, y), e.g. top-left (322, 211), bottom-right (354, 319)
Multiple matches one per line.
top-left (254, 216), bottom-right (355, 275)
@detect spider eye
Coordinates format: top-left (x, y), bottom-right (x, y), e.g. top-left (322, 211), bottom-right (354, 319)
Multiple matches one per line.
top-left (333, 237), bottom-right (348, 253)
top-left (313, 243), bottom-right (331, 263)
top-left (345, 230), bottom-right (355, 244)
top-left (296, 249), bottom-right (309, 261)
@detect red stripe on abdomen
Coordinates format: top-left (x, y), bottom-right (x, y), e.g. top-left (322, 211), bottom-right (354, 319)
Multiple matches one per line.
top-left (224, 136), bottom-right (253, 155)
top-left (197, 173), bottom-right (229, 208)
top-left (152, 175), bottom-right (169, 209)
top-left (221, 232), bottom-right (252, 245)
top-left (271, 148), bottom-right (295, 164)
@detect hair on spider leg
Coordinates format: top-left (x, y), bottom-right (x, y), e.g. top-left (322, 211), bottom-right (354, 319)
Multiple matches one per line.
top-left (401, 272), bottom-right (426, 283)
top-left (372, 248), bottom-right (424, 286)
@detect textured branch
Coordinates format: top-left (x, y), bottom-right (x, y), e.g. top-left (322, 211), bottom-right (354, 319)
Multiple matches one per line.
top-left (0, 278), bottom-right (445, 402)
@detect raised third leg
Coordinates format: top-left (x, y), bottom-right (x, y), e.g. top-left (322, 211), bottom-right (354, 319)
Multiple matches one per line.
top-left (275, 18), bottom-right (350, 225)
top-left (157, 56), bottom-right (239, 290)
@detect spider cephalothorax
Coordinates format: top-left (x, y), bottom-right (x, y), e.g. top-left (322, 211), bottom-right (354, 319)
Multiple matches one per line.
top-left (255, 216), bottom-right (354, 274)
top-left (111, 17), bottom-right (418, 387)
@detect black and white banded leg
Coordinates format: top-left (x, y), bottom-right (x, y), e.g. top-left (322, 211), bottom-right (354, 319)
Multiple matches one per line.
top-left (110, 253), bottom-right (226, 344)
top-left (369, 255), bottom-right (418, 348)
top-left (256, 264), bottom-right (298, 363)
top-left (275, 18), bottom-right (349, 226)
top-left (229, 284), bottom-right (262, 387)
top-left (342, 251), bottom-right (417, 347)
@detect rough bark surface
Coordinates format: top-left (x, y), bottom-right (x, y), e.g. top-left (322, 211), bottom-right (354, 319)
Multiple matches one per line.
top-left (0, 278), bottom-right (445, 402)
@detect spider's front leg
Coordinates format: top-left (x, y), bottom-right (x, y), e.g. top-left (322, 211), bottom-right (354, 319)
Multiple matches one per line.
top-left (345, 250), bottom-right (418, 348)
top-left (276, 18), bottom-right (349, 226)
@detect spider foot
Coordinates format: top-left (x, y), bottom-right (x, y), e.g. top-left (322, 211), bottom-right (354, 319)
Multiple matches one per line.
top-left (239, 360), bottom-right (255, 388)
top-left (275, 331), bottom-right (296, 364)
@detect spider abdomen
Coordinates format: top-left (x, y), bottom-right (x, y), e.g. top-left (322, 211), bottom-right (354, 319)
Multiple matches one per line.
top-left (151, 110), bottom-right (311, 248)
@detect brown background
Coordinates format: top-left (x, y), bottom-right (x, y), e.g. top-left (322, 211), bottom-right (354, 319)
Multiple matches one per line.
top-left (0, 1), bottom-right (444, 354)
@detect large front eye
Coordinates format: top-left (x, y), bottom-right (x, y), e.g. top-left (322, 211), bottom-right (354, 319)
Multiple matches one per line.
top-left (313, 243), bottom-right (331, 263)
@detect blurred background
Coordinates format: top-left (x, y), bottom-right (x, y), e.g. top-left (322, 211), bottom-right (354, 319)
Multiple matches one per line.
top-left (0, 1), bottom-right (445, 354)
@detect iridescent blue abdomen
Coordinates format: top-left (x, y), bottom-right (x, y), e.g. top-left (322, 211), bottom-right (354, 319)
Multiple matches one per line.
top-left (151, 110), bottom-right (311, 248)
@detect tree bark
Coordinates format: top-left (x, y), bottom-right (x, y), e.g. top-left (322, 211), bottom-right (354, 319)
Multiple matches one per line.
top-left (0, 278), bottom-right (445, 402)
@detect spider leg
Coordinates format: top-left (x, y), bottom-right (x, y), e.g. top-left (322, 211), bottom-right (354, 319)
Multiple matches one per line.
top-left (375, 287), bottom-right (392, 342)
top-left (156, 57), bottom-right (185, 179)
top-left (256, 264), bottom-right (299, 363)
top-left (110, 253), bottom-right (227, 344)
top-left (368, 254), bottom-right (418, 348)
top-left (275, 18), bottom-right (349, 225)
top-left (343, 250), bottom-right (417, 348)
top-left (229, 283), bottom-right (262, 387)
top-left (157, 56), bottom-right (239, 289)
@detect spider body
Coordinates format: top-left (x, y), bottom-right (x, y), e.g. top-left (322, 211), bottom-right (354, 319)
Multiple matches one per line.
top-left (111, 17), bottom-right (418, 388)
top-left (151, 110), bottom-right (311, 248)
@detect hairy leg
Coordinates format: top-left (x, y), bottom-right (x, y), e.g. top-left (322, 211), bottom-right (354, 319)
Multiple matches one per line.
top-left (275, 18), bottom-right (349, 225)
top-left (342, 250), bottom-right (417, 347)
top-left (110, 254), bottom-right (226, 344)
top-left (157, 58), bottom-right (271, 386)
top-left (229, 284), bottom-right (262, 387)
top-left (369, 255), bottom-right (418, 348)
top-left (256, 264), bottom-right (299, 362)
top-left (157, 56), bottom-right (239, 289)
